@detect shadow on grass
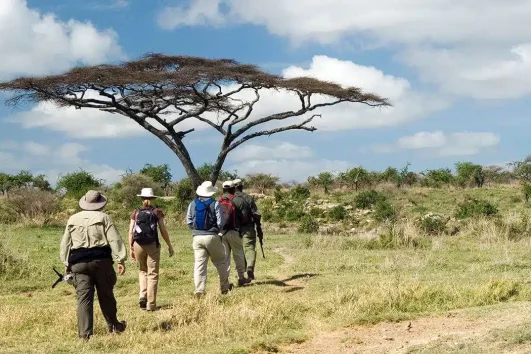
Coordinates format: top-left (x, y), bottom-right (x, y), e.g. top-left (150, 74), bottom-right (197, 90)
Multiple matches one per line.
top-left (254, 273), bottom-right (319, 288)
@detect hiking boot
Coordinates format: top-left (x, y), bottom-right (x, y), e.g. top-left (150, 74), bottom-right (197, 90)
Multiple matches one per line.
top-left (139, 297), bottom-right (147, 310)
top-left (194, 292), bottom-right (205, 299)
top-left (247, 270), bottom-right (255, 280)
top-left (238, 277), bottom-right (252, 286)
top-left (221, 284), bottom-right (234, 294)
top-left (108, 321), bottom-right (127, 334)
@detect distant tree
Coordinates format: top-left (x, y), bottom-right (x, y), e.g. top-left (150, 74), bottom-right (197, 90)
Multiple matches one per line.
top-left (396, 162), bottom-right (417, 188)
top-left (0, 173), bottom-right (11, 195)
top-left (31, 174), bottom-right (52, 191)
top-left (140, 163), bottom-right (172, 186)
top-left (10, 170), bottom-right (34, 188)
top-left (381, 167), bottom-right (400, 184)
top-left (246, 173), bottom-right (279, 194)
top-left (196, 163), bottom-right (237, 184)
top-left (420, 168), bottom-right (454, 188)
top-left (455, 162), bottom-right (483, 188)
top-left (111, 173), bottom-right (163, 208)
top-left (308, 172), bottom-right (334, 194)
top-left (56, 170), bottom-right (102, 199)
top-left (339, 167), bottom-right (371, 191)
top-left (508, 157), bottom-right (531, 202)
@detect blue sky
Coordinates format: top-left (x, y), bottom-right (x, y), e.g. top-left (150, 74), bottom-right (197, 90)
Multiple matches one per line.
top-left (0, 0), bottom-right (530, 184)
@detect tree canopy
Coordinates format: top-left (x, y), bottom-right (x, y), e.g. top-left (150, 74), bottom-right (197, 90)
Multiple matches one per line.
top-left (0, 53), bottom-right (391, 189)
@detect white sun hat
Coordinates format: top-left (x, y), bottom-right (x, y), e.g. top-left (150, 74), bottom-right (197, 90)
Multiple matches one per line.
top-left (137, 188), bottom-right (158, 198)
top-left (196, 181), bottom-right (218, 197)
top-left (222, 180), bottom-right (234, 188)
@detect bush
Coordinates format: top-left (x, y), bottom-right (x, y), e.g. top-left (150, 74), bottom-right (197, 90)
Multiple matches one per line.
top-left (5, 188), bottom-right (59, 224)
top-left (328, 205), bottom-right (347, 221)
top-left (354, 190), bottom-right (386, 209)
top-left (0, 242), bottom-right (30, 280)
top-left (110, 173), bottom-right (163, 209)
top-left (289, 185), bottom-right (311, 201)
top-left (373, 200), bottom-right (397, 222)
top-left (522, 182), bottom-right (531, 203)
top-left (418, 212), bottom-right (448, 235)
top-left (455, 196), bottom-right (498, 219)
top-left (173, 179), bottom-right (195, 211)
top-left (298, 215), bottom-right (319, 234)
top-left (56, 170), bottom-right (102, 199)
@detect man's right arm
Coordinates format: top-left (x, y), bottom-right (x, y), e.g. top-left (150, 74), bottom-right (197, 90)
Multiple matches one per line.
top-left (104, 215), bottom-right (128, 265)
top-left (59, 224), bottom-right (72, 268)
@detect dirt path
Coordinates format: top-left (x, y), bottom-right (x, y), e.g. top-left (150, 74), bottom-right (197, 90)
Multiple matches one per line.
top-left (280, 302), bottom-right (531, 353)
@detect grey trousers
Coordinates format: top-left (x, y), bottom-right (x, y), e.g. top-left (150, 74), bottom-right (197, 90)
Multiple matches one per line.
top-left (70, 258), bottom-right (120, 338)
top-left (192, 235), bottom-right (231, 294)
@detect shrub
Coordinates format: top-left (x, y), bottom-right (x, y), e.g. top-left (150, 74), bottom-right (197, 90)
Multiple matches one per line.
top-left (289, 185), bottom-right (311, 201)
top-left (298, 215), bottom-right (319, 234)
top-left (56, 170), bottom-right (102, 199)
top-left (354, 190), bottom-right (386, 209)
top-left (373, 220), bottom-right (431, 249)
top-left (522, 182), bottom-right (531, 203)
top-left (373, 200), bottom-right (397, 222)
top-left (173, 179), bottom-right (195, 211)
top-left (5, 188), bottom-right (59, 224)
top-left (455, 196), bottom-right (498, 219)
top-left (328, 205), bottom-right (347, 221)
top-left (110, 173), bottom-right (163, 209)
top-left (418, 212), bottom-right (448, 235)
top-left (0, 242), bottom-right (30, 279)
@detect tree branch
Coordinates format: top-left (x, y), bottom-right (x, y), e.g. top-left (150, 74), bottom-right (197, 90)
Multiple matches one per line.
top-left (227, 114), bottom-right (320, 153)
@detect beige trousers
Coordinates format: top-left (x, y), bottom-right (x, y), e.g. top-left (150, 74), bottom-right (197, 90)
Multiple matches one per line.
top-left (133, 242), bottom-right (160, 310)
top-left (192, 235), bottom-right (230, 294)
top-left (222, 230), bottom-right (246, 280)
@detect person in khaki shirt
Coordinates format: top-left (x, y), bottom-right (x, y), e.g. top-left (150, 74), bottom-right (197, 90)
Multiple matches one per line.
top-left (60, 190), bottom-right (127, 340)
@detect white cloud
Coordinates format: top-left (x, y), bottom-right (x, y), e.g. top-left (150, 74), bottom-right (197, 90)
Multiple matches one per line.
top-left (157, 0), bottom-right (226, 29)
top-left (159, 0), bottom-right (530, 47)
top-left (229, 158), bottom-right (350, 182)
top-left (372, 131), bottom-right (500, 157)
top-left (399, 44), bottom-right (531, 100)
top-left (230, 142), bottom-right (312, 162)
top-left (225, 141), bottom-right (349, 181)
top-left (159, 0), bottom-right (531, 100)
top-left (0, 140), bottom-right (125, 185)
top-left (7, 55), bottom-right (446, 138)
top-left (0, 0), bottom-right (124, 79)
top-left (9, 101), bottom-right (144, 139)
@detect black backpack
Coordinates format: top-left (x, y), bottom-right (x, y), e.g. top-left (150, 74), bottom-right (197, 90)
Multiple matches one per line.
top-left (133, 207), bottom-right (159, 245)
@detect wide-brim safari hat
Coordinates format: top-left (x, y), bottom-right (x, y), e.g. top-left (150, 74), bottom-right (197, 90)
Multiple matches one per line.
top-left (233, 178), bottom-right (243, 187)
top-left (196, 181), bottom-right (217, 197)
top-left (79, 190), bottom-right (108, 211)
top-left (137, 188), bottom-right (158, 198)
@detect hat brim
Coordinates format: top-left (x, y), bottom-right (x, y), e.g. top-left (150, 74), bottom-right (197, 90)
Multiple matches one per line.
top-left (196, 187), bottom-right (217, 197)
top-left (137, 194), bottom-right (158, 198)
top-left (79, 195), bottom-right (108, 211)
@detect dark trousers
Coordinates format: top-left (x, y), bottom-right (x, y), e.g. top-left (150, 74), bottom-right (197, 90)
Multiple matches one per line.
top-left (70, 258), bottom-right (120, 338)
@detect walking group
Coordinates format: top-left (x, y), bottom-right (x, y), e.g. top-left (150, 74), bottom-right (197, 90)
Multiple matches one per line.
top-left (59, 178), bottom-right (262, 339)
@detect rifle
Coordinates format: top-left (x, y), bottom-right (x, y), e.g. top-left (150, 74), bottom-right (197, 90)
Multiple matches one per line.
top-left (256, 224), bottom-right (265, 258)
top-left (52, 266), bottom-right (74, 288)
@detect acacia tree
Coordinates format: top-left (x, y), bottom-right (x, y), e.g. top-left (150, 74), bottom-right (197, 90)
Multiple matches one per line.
top-left (0, 53), bottom-right (390, 189)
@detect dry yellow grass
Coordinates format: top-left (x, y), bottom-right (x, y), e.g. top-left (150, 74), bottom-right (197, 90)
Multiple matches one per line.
top-left (3, 210), bottom-right (531, 352)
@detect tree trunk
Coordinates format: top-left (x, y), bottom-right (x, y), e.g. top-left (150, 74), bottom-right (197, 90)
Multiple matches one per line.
top-left (208, 149), bottom-right (229, 186)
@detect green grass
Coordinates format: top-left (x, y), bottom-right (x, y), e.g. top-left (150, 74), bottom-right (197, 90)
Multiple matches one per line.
top-left (4, 185), bottom-right (531, 352)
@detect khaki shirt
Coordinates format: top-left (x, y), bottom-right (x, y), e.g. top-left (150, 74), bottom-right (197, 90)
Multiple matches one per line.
top-left (60, 210), bottom-right (127, 266)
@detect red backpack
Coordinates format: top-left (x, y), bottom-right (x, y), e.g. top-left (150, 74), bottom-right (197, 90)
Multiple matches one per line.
top-left (218, 194), bottom-right (237, 230)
